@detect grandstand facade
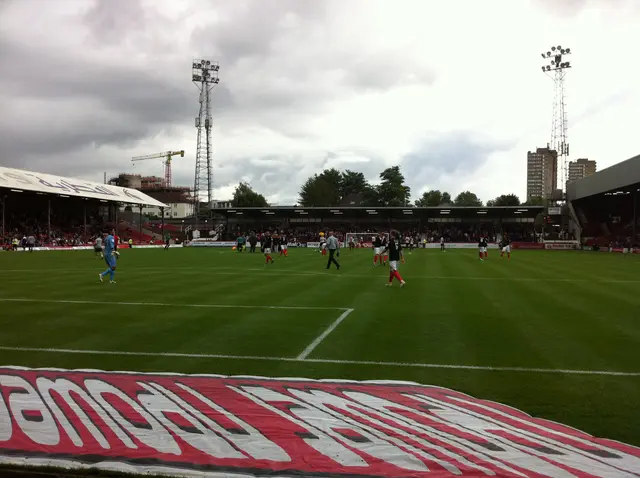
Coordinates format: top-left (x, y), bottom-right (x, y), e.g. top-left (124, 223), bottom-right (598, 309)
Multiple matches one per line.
top-left (208, 206), bottom-right (544, 243)
top-left (567, 153), bottom-right (639, 248)
top-left (0, 166), bottom-right (168, 249)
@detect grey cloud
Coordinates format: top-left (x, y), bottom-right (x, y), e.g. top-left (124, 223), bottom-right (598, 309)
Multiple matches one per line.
top-left (0, 34), bottom-right (234, 165)
top-left (83, 0), bottom-right (148, 45)
top-left (402, 132), bottom-right (516, 192)
top-left (0, 0), bottom-right (439, 202)
top-left (190, 0), bottom-right (328, 62)
top-left (344, 53), bottom-right (437, 91)
top-left (533, 0), bottom-right (638, 16)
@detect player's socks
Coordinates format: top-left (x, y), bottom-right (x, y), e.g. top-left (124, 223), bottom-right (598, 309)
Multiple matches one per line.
top-left (99, 273), bottom-right (103, 283)
top-left (508, 253), bottom-right (511, 260)
top-left (388, 271), bottom-right (394, 284)
top-left (374, 255), bottom-right (378, 264)
top-left (484, 251), bottom-right (488, 258)
top-left (393, 270), bottom-right (404, 282)
top-left (479, 252), bottom-right (483, 260)
top-left (383, 255), bottom-right (388, 264)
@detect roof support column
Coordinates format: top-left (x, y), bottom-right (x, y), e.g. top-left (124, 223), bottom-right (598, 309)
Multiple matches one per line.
top-left (47, 198), bottom-right (51, 245)
top-left (160, 207), bottom-right (165, 243)
top-left (139, 204), bottom-right (143, 244)
top-left (1, 195), bottom-right (5, 241)
top-left (633, 190), bottom-right (637, 245)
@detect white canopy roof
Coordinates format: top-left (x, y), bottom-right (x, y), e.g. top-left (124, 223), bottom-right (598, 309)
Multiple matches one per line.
top-left (0, 166), bottom-right (168, 208)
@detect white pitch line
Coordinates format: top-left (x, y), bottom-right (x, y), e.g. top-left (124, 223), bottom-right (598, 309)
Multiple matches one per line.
top-left (0, 346), bottom-right (638, 377)
top-left (297, 308), bottom-right (355, 360)
top-left (0, 298), bottom-right (347, 311)
top-left (2, 268), bottom-right (640, 283)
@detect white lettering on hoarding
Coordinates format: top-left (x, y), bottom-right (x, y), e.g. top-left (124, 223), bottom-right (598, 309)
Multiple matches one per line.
top-left (240, 386), bottom-right (428, 472)
top-left (36, 377), bottom-right (117, 449)
top-left (0, 387), bottom-right (11, 441)
top-left (137, 382), bottom-right (246, 459)
top-left (84, 379), bottom-right (180, 454)
top-left (0, 375), bottom-right (60, 446)
top-left (171, 383), bottom-right (290, 462)
top-left (344, 391), bottom-right (524, 476)
top-left (232, 385), bottom-right (368, 467)
top-left (409, 393), bottom-right (620, 478)
top-left (287, 388), bottom-right (461, 474)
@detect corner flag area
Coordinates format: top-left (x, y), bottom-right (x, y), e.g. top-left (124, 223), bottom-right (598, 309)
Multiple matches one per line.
top-left (0, 248), bottom-right (638, 462)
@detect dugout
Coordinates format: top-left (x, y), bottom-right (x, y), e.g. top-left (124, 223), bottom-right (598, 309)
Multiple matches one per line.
top-left (567, 154), bottom-right (640, 246)
top-left (0, 166), bottom-right (168, 247)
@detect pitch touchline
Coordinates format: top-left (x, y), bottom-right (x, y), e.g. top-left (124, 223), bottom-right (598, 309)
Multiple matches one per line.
top-left (0, 298), bottom-right (348, 311)
top-left (2, 268), bottom-right (640, 283)
top-left (0, 346), bottom-right (638, 377)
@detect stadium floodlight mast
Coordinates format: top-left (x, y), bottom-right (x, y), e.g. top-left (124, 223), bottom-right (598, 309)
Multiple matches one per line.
top-left (540, 45), bottom-right (572, 196)
top-left (192, 58), bottom-right (219, 227)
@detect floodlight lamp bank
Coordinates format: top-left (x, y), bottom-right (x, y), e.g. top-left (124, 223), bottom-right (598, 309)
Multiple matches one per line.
top-left (539, 45), bottom-right (571, 72)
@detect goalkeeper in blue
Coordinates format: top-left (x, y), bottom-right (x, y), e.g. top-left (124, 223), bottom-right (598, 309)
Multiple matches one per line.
top-left (99, 230), bottom-right (118, 284)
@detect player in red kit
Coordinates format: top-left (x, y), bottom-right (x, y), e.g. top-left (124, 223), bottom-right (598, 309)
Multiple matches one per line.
top-left (381, 233), bottom-right (389, 265)
top-left (261, 232), bottom-right (274, 264)
top-left (113, 234), bottom-right (120, 257)
top-left (383, 230), bottom-right (405, 287)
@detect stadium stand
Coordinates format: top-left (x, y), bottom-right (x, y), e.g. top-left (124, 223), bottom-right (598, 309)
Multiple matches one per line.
top-left (0, 166), bottom-right (167, 250)
top-left (210, 206), bottom-right (543, 244)
top-left (568, 153), bottom-right (639, 249)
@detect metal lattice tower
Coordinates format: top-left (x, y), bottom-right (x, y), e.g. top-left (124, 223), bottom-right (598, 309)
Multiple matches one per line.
top-left (540, 45), bottom-right (572, 194)
top-left (192, 59), bottom-right (219, 220)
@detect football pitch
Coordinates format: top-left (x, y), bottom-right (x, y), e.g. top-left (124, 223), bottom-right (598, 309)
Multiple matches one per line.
top-left (0, 247), bottom-right (639, 447)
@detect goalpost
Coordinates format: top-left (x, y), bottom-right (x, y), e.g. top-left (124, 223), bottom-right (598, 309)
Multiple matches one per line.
top-left (344, 232), bottom-right (390, 248)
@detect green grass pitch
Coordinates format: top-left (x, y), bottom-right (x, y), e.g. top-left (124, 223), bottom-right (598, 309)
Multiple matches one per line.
top-left (0, 246), bottom-right (638, 446)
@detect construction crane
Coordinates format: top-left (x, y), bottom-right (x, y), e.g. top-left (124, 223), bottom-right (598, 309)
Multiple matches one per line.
top-left (131, 150), bottom-right (184, 187)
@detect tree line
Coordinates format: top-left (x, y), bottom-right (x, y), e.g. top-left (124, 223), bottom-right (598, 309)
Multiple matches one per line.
top-left (230, 165), bottom-right (544, 208)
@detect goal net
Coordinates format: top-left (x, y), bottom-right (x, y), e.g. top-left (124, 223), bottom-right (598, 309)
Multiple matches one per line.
top-left (345, 232), bottom-right (389, 248)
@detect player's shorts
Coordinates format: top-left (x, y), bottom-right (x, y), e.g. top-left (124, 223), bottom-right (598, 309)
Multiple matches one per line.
top-left (389, 260), bottom-right (399, 271)
top-left (281, 244), bottom-right (287, 250)
top-left (502, 246), bottom-right (511, 253)
top-left (374, 247), bottom-right (382, 255)
top-left (105, 255), bottom-right (117, 268)
top-left (479, 247), bottom-right (486, 253)
top-left (263, 248), bottom-right (271, 254)
top-left (94, 246), bottom-right (102, 252)
top-left (320, 242), bottom-right (326, 249)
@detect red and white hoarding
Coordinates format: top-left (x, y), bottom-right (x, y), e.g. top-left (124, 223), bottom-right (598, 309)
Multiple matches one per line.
top-left (0, 367), bottom-right (638, 477)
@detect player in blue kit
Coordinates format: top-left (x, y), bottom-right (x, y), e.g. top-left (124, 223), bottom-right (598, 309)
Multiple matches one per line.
top-left (99, 229), bottom-right (118, 284)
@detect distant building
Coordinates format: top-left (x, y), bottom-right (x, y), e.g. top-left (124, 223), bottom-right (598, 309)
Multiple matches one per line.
top-left (211, 200), bottom-right (233, 209)
top-left (527, 147), bottom-right (558, 200)
top-left (111, 174), bottom-right (193, 219)
top-left (567, 158), bottom-right (596, 184)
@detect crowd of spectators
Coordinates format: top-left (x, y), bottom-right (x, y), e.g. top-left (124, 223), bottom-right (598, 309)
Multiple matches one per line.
top-left (216, 223), bottom-right (540, 244)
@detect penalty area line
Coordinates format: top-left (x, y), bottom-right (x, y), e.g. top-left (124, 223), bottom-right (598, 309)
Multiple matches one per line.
top-left (0, 298), bottom-right (348, 311)
top-left (297, 308), bottom-right (354, 360)
top-left (0, 346), bottom-right (638, 377)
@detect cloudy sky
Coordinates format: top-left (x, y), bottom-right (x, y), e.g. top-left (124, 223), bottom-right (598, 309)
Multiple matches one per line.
top-left (1, 0), bottom-right (639, 205)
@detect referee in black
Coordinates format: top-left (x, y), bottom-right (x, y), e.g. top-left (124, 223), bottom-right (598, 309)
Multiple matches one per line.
top-left (325, 231), bottom-right (341, 270)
